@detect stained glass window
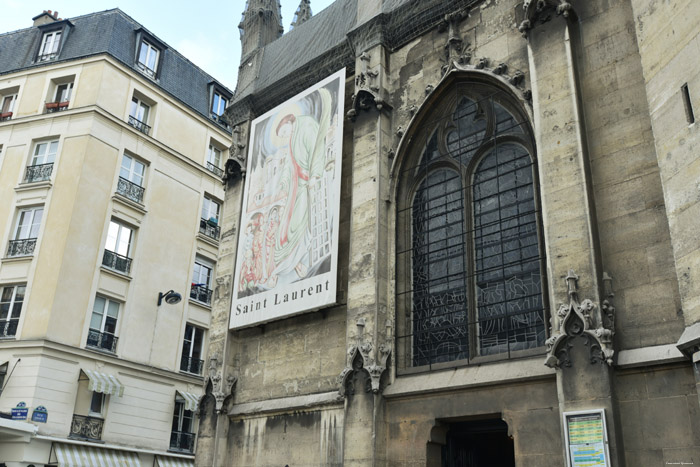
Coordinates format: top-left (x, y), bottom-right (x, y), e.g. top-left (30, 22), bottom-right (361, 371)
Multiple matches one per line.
top-left (397, 82), bottom-right (546, 369)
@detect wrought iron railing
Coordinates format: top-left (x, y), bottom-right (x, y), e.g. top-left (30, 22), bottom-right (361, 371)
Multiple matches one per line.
top-left (70, 414), bottom-right (104, 441)
top-left (199, 218), bottom-right (220, 240)
top-left (180, 355), bottom-right (204, 375)
top-left (210, 114), bottom-right (231, 130)
top-left (116, 177), bottom-right (145, 204)
top-left (45, 101), bottom-right (70, 113)
top-left (190, 284), bottom-right (212, 306)
top-left (86, 329), bottom-right (118, 353)
top-left (37, 52), bottom-right (58, 62)
top-left (0, 319), bottom-right (19, 338)
top-left (24, 163), bottom-right (54, 183)
top-left (206, 162), bottom-right (224, 178)
top-left (102, 249), bottom-right (132, 274)
top-left (0, 112), bottom-right (12, 121)
top-left (128, 115), bottom-right (151, 135)
top-left (7, 238), bottom-right (37, 257)
top-left (136, 62), bottom-right (156, 78)
top-left (169, 430), bottom-right (195, 452)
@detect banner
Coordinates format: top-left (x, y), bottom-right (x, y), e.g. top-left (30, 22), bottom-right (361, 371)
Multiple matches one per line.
top-left (230, 69), bottom-right (346, 329)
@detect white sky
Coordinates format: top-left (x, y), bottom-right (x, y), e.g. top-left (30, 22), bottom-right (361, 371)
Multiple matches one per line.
top-left (0, 0), bottom-right (336, 91)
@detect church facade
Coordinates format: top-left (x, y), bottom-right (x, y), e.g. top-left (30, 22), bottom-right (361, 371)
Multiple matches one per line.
top-left (196, 0), bottom-right (700, 465)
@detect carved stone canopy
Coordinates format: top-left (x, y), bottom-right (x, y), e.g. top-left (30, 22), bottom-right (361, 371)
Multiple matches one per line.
top-left (202, 351), bottom-right (237, 414)
top-left (544, 270), bottom-right (616, 369)
top-left (224, 125), bottom-right (248, 186)
top-left (337, 319), bottom-right (392, 396)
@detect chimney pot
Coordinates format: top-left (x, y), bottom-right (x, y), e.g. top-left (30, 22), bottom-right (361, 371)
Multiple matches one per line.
top-left (54, 11), bottom-right (59, 18)
top-left (47, 10), bottom-right (52, 15)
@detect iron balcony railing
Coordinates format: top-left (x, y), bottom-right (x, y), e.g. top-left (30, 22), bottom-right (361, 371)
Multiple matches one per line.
top-left (116, 176), bottom-right (145, 204)
top-left (86, 329), bottom-right (118, 353)
top-left (37, 52), bottom-right (58, 62)
top-left (7, 238), bottom-right (37, 257)
top-left (180, 355), bottom-right (204, 375)
top-left (199, 218), bottom-right (220, 240)
top-left (0, 319), bottom-right (19, 338)
top-left (136, 62), bottom-right (156, 78)
top-left (24, 163), bottom-right (54, 183)
top-left (102, 249), bottom-right (132, 274)
top-left (169, 430), bottom-right (195, 453)
top-left (70, 414), bottom-right (104, 441)
top-left (210, 114), bottom-right (231, 130)
top-left (190, 284), bottom-right (212, 306)
top-left (128, 115), bottom-right (151, 135)
top-left (0, 111), bottom-right (12, 121)
top-left (206, 161), bottom-right (224, 178)
top-left (45, 101), bottom-right (70, 113)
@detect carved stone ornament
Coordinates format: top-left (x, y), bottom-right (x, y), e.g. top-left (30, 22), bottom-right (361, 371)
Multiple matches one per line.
top-left (544, 270), bottom-right (616, 369)
top-left (203, 351), bottom-right (237, 413)
top-left (337, 319), bottom-right (392, 396)
top-left (439, 8), bottom-right (472, 76)
top-left (347, 52), bottom-right (391, 121)
top-left (224, 125), bottom-right (248, 184)
top-left (518, 0), bottom-right (574, 38)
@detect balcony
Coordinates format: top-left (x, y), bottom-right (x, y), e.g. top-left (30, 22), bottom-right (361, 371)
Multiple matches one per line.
top-left (180, 355), bottom-right (204, 375)
top-left (210, 114), bottom-right (230, 131)
top-left (70, 414), bottom-right (104, 441)
top-left (0, 111), bottom-right (12, 121)
top-left (136, 62), bottom-right (156, 79)
top-left (206, 162), bottom-right (224, 178)
top-left (169, 430), bottom-right (195, 453)
top-left (7, 238), bottom-right (37, 258)
top-left (190, 284), bottom-right (212, 306)
top-left (86, 329), bottom-right (118, 353)
top-left (102, 249), bottom-right (132, 275)
top-left (199, 218), bottom-right (220, 241)
top-left (0, 319), bottom-right (19, 338)
top-left (116, 177), bottom-right (145, 204)
top-left (38, 52), bottom-right (58, 62)
top-left (24, 163), bottom-right (54, 183)
top-left (45, 101), bottom-right (69, 113)
top-left (128, 115), bottom-right (151, 135)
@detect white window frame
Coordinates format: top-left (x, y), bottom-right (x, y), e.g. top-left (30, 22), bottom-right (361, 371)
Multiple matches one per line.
top-left (211, 92), bottom-right (227, 117)
top-left (54, 82), bottom-right (73, 103)
top-left (14, 207), bottom-right (43, 241)
top-left (201, 196), bottom-right (220, 223)
top-left (137, 40), bottom-right (159, 77)
top-left (119, 154), bottom-right (145, 187)
top-left (39, 30), bottom-right (61, 60)
top-left (0, 284), bottom-right (26, 337)
top-left (172, 399), bottom-right (194, 433)
top-left (30, 140), bottom-right (59, 166)
top-left (192, 258), bottom-right (214, 289)
top-left (90, 296), bottom-right (120, 336)
top-left (181, 324), bottom-right (205, 374)
top-left (1, 94), bottom-right (16, 114)
top-left (129, 97), bottom-right (150, 124)
top-left (105, 221), bottom-right (133, 257)
top-left (89, 391), bottom-right (105, 417)
top-left (207, 145), bottom-right (222, 169)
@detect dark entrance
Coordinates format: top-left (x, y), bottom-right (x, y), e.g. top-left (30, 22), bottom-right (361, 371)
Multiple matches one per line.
top-left (442, 418), bottom-right (515, 467)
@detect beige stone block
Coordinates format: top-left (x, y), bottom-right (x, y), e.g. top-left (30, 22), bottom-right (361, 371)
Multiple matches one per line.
top-left (594, 176), bottom-right (648, 222)
top-left (624, 449), bottom-right (663, 467)
top-left (640, 396), bottom-right (694, 448)
top-left (616, 372), bottom-right (648, 401)
top-left (603, 248), bottom-right (651, 291)
top-left (598, 209), bottom-right (662, 254)
top-left (645, 366), bottom-right (696, 399)
top-left (584, 30), bottom-right (639, 74)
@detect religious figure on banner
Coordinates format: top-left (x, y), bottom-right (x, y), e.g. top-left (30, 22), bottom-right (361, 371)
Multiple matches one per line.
top-left (236, 86), bottom-right (336, 298)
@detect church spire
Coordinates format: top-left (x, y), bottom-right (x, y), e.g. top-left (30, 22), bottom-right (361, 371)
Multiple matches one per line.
top-left (238, 0), bottom-right (284, 62)
top-left (290, 0), bottom-right (313, 30)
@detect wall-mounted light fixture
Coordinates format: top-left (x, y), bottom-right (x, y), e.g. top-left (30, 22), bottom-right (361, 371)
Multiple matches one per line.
top-left (157, 290), bottom-right (182, 306)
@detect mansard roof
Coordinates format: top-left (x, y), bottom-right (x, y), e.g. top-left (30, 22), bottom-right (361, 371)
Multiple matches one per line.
top-left (0, 8), bottom-right (233, 126)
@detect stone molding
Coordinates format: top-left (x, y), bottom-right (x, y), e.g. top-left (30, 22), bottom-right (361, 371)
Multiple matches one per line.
top-left (544, 270), bottom-right (616, 369)
top-left (337, 319), bottom-right (392, 396)
top-left (202, 351), bottom-right (237, 414)
top-left (229, 391), bottom-right (343, 417)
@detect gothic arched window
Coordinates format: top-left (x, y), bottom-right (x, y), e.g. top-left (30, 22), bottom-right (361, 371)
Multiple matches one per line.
top-left (396, 79), bottom-right (547, 370)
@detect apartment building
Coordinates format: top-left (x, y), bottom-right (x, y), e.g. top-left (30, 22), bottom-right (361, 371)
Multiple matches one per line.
top-left (0, 9), bottom-right (230, 466)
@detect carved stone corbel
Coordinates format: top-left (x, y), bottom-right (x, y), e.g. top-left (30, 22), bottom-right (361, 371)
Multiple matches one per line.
top-left (544, 270), bottom-right (616, 369)
top-left (518, 0), bottom-right (574, 38)
top-left (203, 352), bottom-right (237, 413)
top-left (337, 319), bottom-right (392, 396)
top-left (439, 8), bottom-right (472, 76)
top-left (224, 125), bottom-right (248, 185)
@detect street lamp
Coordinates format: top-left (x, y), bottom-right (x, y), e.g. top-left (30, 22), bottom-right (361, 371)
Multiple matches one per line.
top-left (157, 290), bottom-right (182, 306)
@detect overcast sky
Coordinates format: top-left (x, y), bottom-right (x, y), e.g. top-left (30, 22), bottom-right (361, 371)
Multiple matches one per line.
top-left (0, 0), bottom-right (336, 91)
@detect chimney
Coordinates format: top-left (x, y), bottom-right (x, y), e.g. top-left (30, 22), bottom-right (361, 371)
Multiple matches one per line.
top-left (32, 9), bottom-right (59, 27)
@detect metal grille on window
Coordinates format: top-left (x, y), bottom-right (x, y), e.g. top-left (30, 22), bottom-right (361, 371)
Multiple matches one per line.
top-left (396, 87), bottom-right (546, 370)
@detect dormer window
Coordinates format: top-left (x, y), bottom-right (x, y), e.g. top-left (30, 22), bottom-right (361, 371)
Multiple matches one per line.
top-left (38, 30), bottom-right (61, 61)
top-left (212, 92), bottom-right (227, 117)
top-left (137, 40), bottom-right (159, 78)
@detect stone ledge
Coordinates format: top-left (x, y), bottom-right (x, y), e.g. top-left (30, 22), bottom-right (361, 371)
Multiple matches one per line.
top-left (384, 356), bottom-right (556, 399)
top-left (229, 391), bottom-right (343, 417)
top-left (616, 343), bottom-right (686, 368)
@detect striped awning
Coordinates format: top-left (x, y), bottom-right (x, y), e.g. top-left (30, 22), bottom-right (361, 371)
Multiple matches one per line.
top-left (156, 455), bottom-right (195, 467)
top-left (82, 369), bottom-right (124, 397)
top-left (176, 390), bottom-right (201, 411)
top-left (54, 443), bottom-right (139, 466)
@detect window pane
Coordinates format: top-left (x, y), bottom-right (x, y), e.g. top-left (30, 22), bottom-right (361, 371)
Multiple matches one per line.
top-left (90, 392), bottom-right (103, 414)
top-left (107, 300), bottom-right (119, 318)
top-left (105, 222), bottom-right (119, 252)
top-left (116, 226), bottom-right (132, 256)
top-left (138, 42), bottom-right (149, 65)
top-left (29, 208), bottom-right (43, 238)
